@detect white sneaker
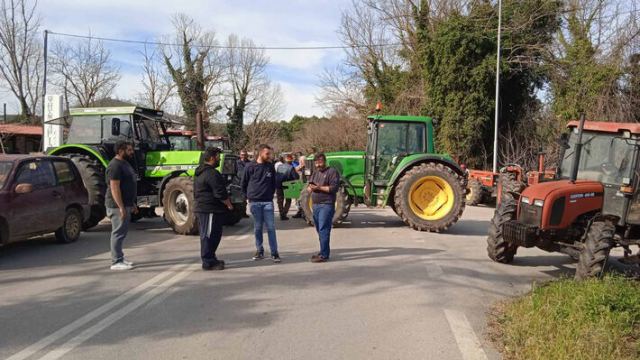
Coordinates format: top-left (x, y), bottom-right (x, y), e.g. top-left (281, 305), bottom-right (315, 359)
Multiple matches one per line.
top-left (122, 259), bottom-right (134, 266)
top-left (110, 262), bottom-right (134, 271)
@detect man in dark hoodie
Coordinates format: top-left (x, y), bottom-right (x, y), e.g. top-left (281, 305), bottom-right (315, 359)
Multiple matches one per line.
top-left (241, 144), bottom-right (280, 263)
top-left (195, 147), bottom-right (234, 271)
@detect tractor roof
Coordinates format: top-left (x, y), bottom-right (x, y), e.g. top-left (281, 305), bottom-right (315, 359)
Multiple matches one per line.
top-left (367, 115), bottom-right (432, 123)
top-left (69, 106), bottom-right (166, 121)
top-left (567, 121), bottom-right (640, 135)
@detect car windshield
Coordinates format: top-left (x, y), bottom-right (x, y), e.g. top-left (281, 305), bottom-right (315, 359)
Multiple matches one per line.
top-left (0, 161), bottom-right (12, 189)
top-left (559, 130), bottom-right (636, 184)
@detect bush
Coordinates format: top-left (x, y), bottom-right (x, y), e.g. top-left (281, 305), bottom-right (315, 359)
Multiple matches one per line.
top-left (491, 276), bottom-right (640, 360)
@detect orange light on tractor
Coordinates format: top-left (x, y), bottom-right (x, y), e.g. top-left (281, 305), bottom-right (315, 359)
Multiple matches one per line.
top-left (621, 186), bottom-right (634, 194)
top-left (375, 101), bottom-right (382, 112)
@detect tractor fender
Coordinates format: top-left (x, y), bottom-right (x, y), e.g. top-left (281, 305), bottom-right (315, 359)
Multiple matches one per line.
top-left (48, 144), bottom-right (109, 168)
top-left (340, 177), bottom-right (359, 206)
top-left (159, 170), bottom-right (188, 206)
top-left (384, 155), bottom-right (466, 207)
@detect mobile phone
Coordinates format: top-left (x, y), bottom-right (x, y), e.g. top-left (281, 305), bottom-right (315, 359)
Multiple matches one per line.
top-left (308, 182), bottom-right (317, 186)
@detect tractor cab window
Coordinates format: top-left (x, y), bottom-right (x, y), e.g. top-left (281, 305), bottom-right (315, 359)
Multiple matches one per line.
top-left (102, 116), bottom-right (134, 141)
top-left (136, 119), bottom-right (166, 145)
top-left (169, 136), bottom-right (192, 150)
top-left (559, 130), bottom-right (636, 185)
top-left (374, 121), bottom-right (425, 180)
top-left (66, 115), bottom-right (102, 144)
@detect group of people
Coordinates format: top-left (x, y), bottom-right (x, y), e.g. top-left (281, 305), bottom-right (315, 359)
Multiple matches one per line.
top-left (105, 140), bottom-right (340, 271)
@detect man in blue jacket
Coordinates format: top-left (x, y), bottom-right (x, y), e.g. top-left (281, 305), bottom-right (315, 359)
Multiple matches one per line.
top-left (194, 148), bottom-right (234, 270)
top-left (241, 144), bottom-right (281, 263)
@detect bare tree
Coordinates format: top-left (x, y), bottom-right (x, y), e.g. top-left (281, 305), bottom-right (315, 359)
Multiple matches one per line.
top-left (248, 81), bottom-right (284, 124)
top-left (162, 13), bottom-right (224, 130)
top-left (224, 34), bottom-right (270, 144)
top-left (137, 45), bottom-right (175, 110)
top-left (0, 0), bottom-right (42, 120)
top-left (50, 37), bottom-right (120, 108)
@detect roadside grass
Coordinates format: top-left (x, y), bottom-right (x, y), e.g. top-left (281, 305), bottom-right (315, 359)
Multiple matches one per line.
top-left (489, 275), bottom-right (640, 360)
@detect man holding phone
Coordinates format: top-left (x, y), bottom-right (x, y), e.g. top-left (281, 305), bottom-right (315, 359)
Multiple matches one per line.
top-left (307, 153), bottom-right (340, 263)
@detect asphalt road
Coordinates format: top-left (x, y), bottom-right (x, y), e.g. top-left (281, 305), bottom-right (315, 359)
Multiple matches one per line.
top-left (0, 205), bottom-right (575, 360)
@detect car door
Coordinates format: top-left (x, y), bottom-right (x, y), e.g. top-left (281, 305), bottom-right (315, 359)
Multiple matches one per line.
top-left (10, 159), bottom-right (63, 238)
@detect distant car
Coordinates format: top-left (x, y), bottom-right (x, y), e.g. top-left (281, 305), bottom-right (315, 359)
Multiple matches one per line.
top-left (0, 155), bottom-right (90, 245)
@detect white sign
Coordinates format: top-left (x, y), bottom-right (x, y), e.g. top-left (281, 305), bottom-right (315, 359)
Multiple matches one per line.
top-left (43, 94), bottom-right (63, 150)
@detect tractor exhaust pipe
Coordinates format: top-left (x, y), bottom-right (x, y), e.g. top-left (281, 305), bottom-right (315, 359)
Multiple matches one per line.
top-left (570, 113), bottom-right (586, 183)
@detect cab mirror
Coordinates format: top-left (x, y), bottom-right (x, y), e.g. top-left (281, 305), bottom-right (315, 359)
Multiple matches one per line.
top-left (111, 118), bottom-right (121, 136)
top-left (15, 183), bottom-right (33, 194)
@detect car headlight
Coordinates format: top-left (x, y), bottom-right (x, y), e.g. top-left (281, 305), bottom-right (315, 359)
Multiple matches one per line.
top-left (521, 196), bottom-right (530, 204)
top-left (533, 199), bottom-right (544, 207)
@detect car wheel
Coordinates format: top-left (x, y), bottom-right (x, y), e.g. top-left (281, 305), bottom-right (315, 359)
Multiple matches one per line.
top-left (55, 208), bottom-right (83, 243)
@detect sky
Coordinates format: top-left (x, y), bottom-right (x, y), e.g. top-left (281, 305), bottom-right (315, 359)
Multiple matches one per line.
top-left (11, 0), bottom-right (353, 120)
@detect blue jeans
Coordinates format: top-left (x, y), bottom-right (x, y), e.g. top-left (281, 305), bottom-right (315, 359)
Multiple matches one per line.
top-left (250, 201), bottom-right (278, 255)
top-left (313, 204), bottom-right (335, 259)
top-left (107, 207), bottom-right (131, 264)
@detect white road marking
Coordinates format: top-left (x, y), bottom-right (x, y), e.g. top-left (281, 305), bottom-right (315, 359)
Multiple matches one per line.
top-left (444, 309), bottom-right (488, 360)
top-left (38, 263), bottom-right (199, 360)
top-left (425, 263), bottom-right (444, 278)
top-left (6, 262), bottom-right (190, 360)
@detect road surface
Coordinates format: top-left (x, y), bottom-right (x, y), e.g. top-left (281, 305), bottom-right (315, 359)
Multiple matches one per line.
top-left (0, 206), bottom-right (574, 359)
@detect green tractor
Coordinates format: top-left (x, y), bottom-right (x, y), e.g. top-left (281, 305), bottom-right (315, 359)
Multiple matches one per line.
top-left (46, 106), bottom-right (245, 234)
top-left (284, 115), bottom-right (467, 232)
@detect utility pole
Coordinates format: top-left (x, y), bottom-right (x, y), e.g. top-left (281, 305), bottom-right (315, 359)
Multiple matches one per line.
top-left (492, 0), bottom-right (502, 173)
top-left (42, 29), bottom-right (48, 119)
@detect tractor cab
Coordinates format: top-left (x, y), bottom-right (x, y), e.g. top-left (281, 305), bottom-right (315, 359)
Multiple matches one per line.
top-left (165, 129), bottom-right (195, 151)
top-left (365, 115), bottom-right (434, 205)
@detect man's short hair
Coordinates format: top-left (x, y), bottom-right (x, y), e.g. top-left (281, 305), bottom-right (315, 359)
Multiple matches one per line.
top-left (239, 149), bottom-right (248, 154)
top-left (315, 153), bottom-right (326, 161)
top-left (258, 144), bottom-right (272, 152)
top-left (115, 140), bottom-right (132, 153)
top-left (203, 147), bottom-right (221, 162)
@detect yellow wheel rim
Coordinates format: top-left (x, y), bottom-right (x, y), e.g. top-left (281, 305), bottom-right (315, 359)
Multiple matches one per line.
top-left (408, 176), bottom-right (455, 220)
top-left (466, 187), bottom-right (474, 201)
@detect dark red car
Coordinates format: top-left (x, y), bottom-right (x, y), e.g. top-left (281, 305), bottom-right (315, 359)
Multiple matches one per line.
top-left (0, 155), bottom-right (90, 245)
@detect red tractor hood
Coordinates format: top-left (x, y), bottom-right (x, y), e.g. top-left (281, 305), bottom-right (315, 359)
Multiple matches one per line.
top-left (520, 180), bottom-right (604, 230)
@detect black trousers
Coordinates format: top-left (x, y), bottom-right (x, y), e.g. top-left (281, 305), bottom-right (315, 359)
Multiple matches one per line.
top-left (196, 212), bottom-right (226, 266)
top-left (276, 188), bottom-right (291, 218)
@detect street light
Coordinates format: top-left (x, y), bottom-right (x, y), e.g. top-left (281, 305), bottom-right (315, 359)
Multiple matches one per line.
top-left (492, 0), bottom-right (502, 173)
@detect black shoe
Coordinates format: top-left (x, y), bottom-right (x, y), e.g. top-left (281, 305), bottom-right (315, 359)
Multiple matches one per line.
top-left (292, 213), bottom-right (303, 219)
top-left (280, 216), bottom-right (289, 221)
top-left (271, 254), bottom-right (282, 263)
top-left (202, 260), bottom-right (225, 271)
top-left (252, 251), bottom-right (264, 260)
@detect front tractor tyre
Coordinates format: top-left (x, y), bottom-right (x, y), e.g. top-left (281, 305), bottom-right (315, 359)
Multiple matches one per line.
top-left (66, 154), bottom-right (106, 230)
top-left (486, 173), bottom-right (525, 263)
top-left (163, 177), bottom-right (198, 235)
top-left (299, 184), bottom-right (350, 226)
top-left (465, 178), bottom-right (484, 206)
top-left (393, 162), bottom-right (466, 232)
top-left (575, 221), bottom-right (614, 280)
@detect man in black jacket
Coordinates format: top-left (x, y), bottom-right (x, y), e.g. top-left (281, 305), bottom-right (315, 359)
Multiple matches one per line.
top-left (195, 148), bottom-right (234, 270)
top-left (241, 144), bottom-right (281, 262)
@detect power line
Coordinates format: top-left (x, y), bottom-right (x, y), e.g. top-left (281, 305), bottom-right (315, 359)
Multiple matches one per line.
top-left (47, 31), bottom-right (403, 50)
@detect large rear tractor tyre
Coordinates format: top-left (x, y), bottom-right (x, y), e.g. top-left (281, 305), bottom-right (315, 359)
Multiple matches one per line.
top-left (299, 185), bottom-right (350, 226)
top-left (393, 162), bottom-right (465, 232)
top-left (465, 178), bottom-right (484, 206)
top-left (486, 173), bottom-right (525, 263)
top-left (575, 221), bottom-right (614, 280)
top-left (66, 154), bottom-right (106, 230)
top-left (225, 204), bottom-right (245, 226)
top-left (163, 177), bottom-right (198, 235)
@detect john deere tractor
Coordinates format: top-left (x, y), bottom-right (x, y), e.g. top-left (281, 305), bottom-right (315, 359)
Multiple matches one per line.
top-left (284, 115), bottom-right (467, 232)
top-left (46, 106), bottom-right (245, 234)
top-left (487, 117), bottom-right (640, 279)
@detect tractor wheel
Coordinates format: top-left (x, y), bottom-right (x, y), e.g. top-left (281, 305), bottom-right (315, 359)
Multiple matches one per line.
top-left (393, 162), bottom-right (466, 232)
top-left (299, 185), bottom-right (350, 226)
top-left (575, 221), bottom-right (614, 280)
top-left (162, 177), bottom-right (198, 235)
top-left (486, 173), bottom-right (525, 263)
top-left (66, 154), bottom-right (106, 230)
top-left (465, 178), bottom-right (484, 206)
top-left (225, 204), bottom-right (245, 226)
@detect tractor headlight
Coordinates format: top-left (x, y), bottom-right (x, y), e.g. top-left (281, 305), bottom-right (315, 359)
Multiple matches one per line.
top-left (521, 196), bottom-right (530, 204)
top-left (533, 199), bottom-right (544, 207)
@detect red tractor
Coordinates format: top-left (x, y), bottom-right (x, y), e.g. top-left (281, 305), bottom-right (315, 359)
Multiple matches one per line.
top-left (487, 117), bottom-right (640, 279)
top-left (465, 155), bottom-right (554, 206)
